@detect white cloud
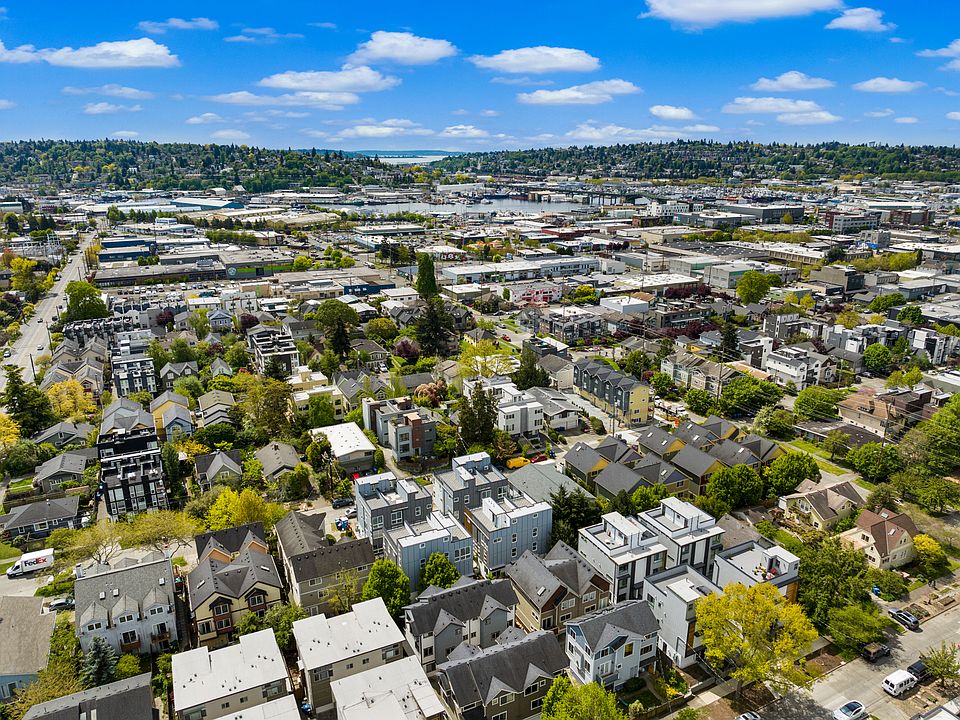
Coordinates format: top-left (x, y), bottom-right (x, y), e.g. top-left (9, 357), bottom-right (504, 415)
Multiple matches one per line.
top-left (470, 46), bottom-right (599, 74)
top-left (490, 76), bottom-right (554, 86)
top-left (244, 110), bottom-right (309, 120)
top-left (0, 99), bottom-right (14, 110)
top-left (948, 112), bottom-right (960, 120)
top-left (337, 118), bottom-right (434, 139)
top-left (918, 39), bottom-right (960, 71)
top-left (310, 22), bottom-right (337, 29)
top-left (83, 102), bottom-right (142, 115)
top-left (683, 123), bottom-right (720, 132)
top-left (63, 84), bottom-right (154, 99)
top-left (649, 104), bottom-right (696, 120)
top-left (936, 87), bottom-right (960, 96)
top-left (137, 17), bottom-right (218, 34)
top-left (751, 70), bottom-right (834, 91)
top-left (186, 112), bottom-right (225, 125)
top-left (0, 38), bottom-right (179, 68)
top-left (111, 130), bottom-right (140, 138)
top-left (722, 96), bottom-right (822, 113)
top-left (480, 109), bottom-right (500, 117)
top-left (452, 109), bottom-right (469, 115)
top-left (641, 0), bottom-right (841, 28)
top-left (208, 91), bottom-right (360, 110)
top-left (349, 31), bottom-right (457, 65)
top-left (864, 108), bottom-right (895, 117)
top-left (895, 116), bottom-right (919, 123)
top-left (853, 76), bottom-right (925, 92)
top-left (259, 65), bottom-right (399, 93)
top-left (825, 7), bottom-right (895, 31)
top-left (563, 121), bottom-right (714, 143)
top-left (777, 110), bottom-right (842, 124)
top-left (211, 129), bottom-right (250, 142)
top-left (225, 27), bottom-right (304, 44)
top-left (518, 79), bottom-right (639, 105)
top-left (439, 124), bottom-right (488, 138)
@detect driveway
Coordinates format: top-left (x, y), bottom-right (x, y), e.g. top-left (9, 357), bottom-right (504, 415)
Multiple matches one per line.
top-left (769, 601), bottom-right (960, 720)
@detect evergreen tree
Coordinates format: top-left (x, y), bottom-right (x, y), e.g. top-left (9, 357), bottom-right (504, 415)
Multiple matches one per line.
top-left (416, 298), bottom-right (453, 357)
top-left (460, 388), bottom-right (497, 447)
top-left (720, 323), bottom-right (740, 360)
top-left (1, 364), bottom-right (55, 435)
top-left (264, 356), bottom-right (289, 381)
top-left (329, 318), bottom-right (351, 359)
top-left (414, 253), bottom-right (439, 298)
top-left (513, 346), bottom-right (550, 390)
top-left (80, 636), bottom-right (117, 688)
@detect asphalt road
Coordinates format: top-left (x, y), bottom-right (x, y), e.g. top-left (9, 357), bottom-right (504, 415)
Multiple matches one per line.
top-left (768, 604), bottom-right (960, 720)
top-left (0, 233), bottom-right (93, 390)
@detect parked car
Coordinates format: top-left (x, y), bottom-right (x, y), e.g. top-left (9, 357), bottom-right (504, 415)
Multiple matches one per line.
top-left (2, 349), bottom-right (9, 358)
top-left (48, 597), bottom-right (75, 612)
top-left (346, 508), bottom-right (357, 519)
top-left (889, 608), bottom-right (920, 631)
top-left (907, 660), bottom-right (930, 682)
top-left (735, 714), bottom-right (762, 720)
top-left (833, 701), bottom-right (867, 720)
top-left (882, 669), bottom-right (918, 696)
top-left (862, 642), bottom-right (891, 663)
top-left (332, 498), bottom-right (354, 509)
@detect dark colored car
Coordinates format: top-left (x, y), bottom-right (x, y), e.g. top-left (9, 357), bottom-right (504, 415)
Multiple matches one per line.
top-left (908, 660), bottom-right (930, 682)
top-left (332, 498), bottom-right (354, 509)
top-left (48, 597), bottom-right (75, 612)
top-left (889, 608), bottom-right (921, 631)
top-left (862, 643), bottom-right (891, 663)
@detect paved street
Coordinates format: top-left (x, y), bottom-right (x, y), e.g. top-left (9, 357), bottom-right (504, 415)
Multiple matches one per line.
top-left (0, 232), bottom-right (93, 390)
top-left (768, 604), bottom-right (960, 720)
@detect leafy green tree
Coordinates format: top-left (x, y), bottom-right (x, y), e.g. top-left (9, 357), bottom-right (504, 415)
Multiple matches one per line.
top-left (822, 429), bottom-right (850, 460)
top-left (621, 351), bottom-right (651, 379)
top-left (224, 342), bottom-right (249, 370)
top-left (863, 343), bottom-right (892, 375)
top-left (513, 346), bottom-right (550, 390)
top-left (798, 537), bottom-right (870, 628)
top-left (752, 405), bottom-right (796, 438)
top-left (765, 452), bottom-right (820, 496)
top-left (292, 255), bottom-right (313, 271)
top-left (114, 654), bottom-right (141, 681)
top-left (541, 676), bottom-right (625, 720)
top-left (651, 371), bottom-right (674, 397)
top-left (322, 569), bottom-right (362, 615)
top-left (847, 442), bottom-right (902, 483)
top-left (892, 469), bottom-right (960, 513)
top-left (865, 483), bottom-right (901, 512)
top-left (631, 483), bottom-right (670, 512)
top-left (685, 388), bottom-right (714, 416)
top-left (365, 317), bottom-right (399, 342)
top-left (419, 552), bottom-right (460, 591)
top-left (736, 270), bottom-right (777, 305)
top-left (80, 636), bottom-right (117, 688)
top-left (1, 364), bottom-right (55, 436)
top-left (319, 348), bottom-right (341, 377)
top-left (64, 280), bottom-right (108, 321)
top-left (915, 534), bottom-right (949, 580)
top-left (361, 559), bottom-right (411, 617)
top-left (717, 376), bottom-right (783, 418)
top-left (707, 465), bottom-right (764, 510)
top-left (869, 293), bottom-right (905, 313)
top-left (414, 253), bottom-right (439, 298)
top-left (896, 305), bottom-right (924, 326)
top-left (866, 567), bottom-right (908, 600)
top-left (697, 583), bottom-right (817, 696)
top-left (793, 386), bottom-right (842, 421)
top-left (549, 486), bottom-right (602, 547)
top-left (312, 300), bottom-right (359, 334)
top-left (826, 603), bottom-right (892, 655)
top-left (459, 388), bottom-right (497, 448)
top-left (263, 603), bottom-right (308, 652)
top-left (922, 641), bottom-right (960, 688)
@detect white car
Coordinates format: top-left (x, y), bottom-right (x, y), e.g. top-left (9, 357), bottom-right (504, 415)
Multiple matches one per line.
top-left (833, 701), bottom-right (867, 720)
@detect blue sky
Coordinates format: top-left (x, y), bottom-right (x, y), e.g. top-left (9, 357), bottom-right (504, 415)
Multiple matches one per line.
top-left (1, 1), bottom-right (960, 150)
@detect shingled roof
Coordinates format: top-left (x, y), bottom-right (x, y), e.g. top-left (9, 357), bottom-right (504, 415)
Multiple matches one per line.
top-left (404, 578), bottom-right (517, 638)
top-left (505, 541), bottom-right (605, 612)
top-left (567, 599), bottom-right (659, 651)
top-left (187, 545), bottom-right (282, 611)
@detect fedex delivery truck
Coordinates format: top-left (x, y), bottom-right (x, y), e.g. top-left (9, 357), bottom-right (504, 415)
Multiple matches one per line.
top-left (6, 548), bottom-right (54, 577)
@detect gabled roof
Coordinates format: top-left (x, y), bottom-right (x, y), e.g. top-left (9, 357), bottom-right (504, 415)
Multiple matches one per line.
top-left (187, 546), bottom-right (282, 611)
top-left (594, 435), bottom-right (642, 466)
top-left (1, 496), bottom-right (80, 531)
top-left (254, 442), bottom-right (300, 479)
top-left (288, 538), bottom-right (373, 586)
top-left (593, 462), bottom-right (646, 497)
top-left (404, 578), bottom-right (517, 638)
top-left (194, 449), bottom-right (243, 482)
top-left (564, 443), bottom-right (605, 475)
top-left (567, 600), bottom-right (659, 651)
top-left (437, 630), bottom-right (567, 708)
top-left (855, 508), bottom-right (919, 556)
top-left (33, 451), bottom-right (90, 483)
top-left (75, 554), bottom-right (175, 628)
top-left (709, 439), bottom-right (760, 468)
top-left (195, 522), bottom-right (266, 560)
top-left (633, 455), bottom-right (687, 487)
top-left (31, 420), bottom-right (94, 446)
top-left (22, 672), bottom-right (154, 720)
top-left (635, 426), bottom-right (683, 457)
top-left (786, 480), bottom-right (862, 521)
top-left (505, 541), bottom-right (604, 611)
top-left (149, 391), bottom-right (189, 413)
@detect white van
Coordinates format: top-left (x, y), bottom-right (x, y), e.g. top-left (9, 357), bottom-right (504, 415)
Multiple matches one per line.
top-left (882, 669), bottom-right (917, 697)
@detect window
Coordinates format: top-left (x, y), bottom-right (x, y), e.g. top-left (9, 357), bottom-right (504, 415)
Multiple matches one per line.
top-left (559, 613), bottom-right (571, 623)
top-left (424, 646), bottom-right (434, 657)
top-left (372, 516), bottom-right (384, 530)
top-left (561, 598), bottom-right (575, 610)
top-left (499, 693), bottom-right (514, 706)
top-left (415, 506), bottom-right (422, 517)
top-left (346, 663), bottom-right (354, 670)
top-left (511, 533), bottom-right (518, 544)
top-left (391, 510), bottom-right (403, 527)
top-left (87, 622), bottom-right (102, 632)
top-left (624, 642), bottom-right (634, 657)
top-left (532, 528), bottom-right (538, 538)
top-left (531, 698), bottom-right (543, 711)
top-left (532, 542), bottom-right (538, 552)
top-left (383, 646), bottom-right (400, 661)
top-left (493, 714), bottom-right (507, 720)
top-left (198, 621), bottom-right (212, 635)
top-left (216, 619), bottom-right (231, 630)
top-left (212, 603), bottom-right (231, 615)
top-left (362, 658), bottom-right (370, 665)
top-left (118, 613), bottom-right (135, 624)
top-left (149, 606), bottom-right (165, 615)
top-left (584, 591), bottom-right (596, 602)
top-left (221, 703), bottom-right (230, 710)
top-left (121, 631), bottom-right (137, 644)
top-left (493, 537), bottom-right (502, 544)
top-left (511, 548), bottom-right (517, 558)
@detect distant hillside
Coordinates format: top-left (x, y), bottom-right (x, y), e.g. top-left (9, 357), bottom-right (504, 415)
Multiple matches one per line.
top-left (433, 140), bottom-right (960, 182)
top-left (0, 139), bottom-right (397, 193)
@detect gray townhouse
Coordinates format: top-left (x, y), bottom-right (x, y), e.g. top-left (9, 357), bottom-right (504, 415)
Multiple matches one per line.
top-left (362, 396), bottom-right (437, 460)
top-left (433, 452), bottom-right (510, 524)
top-left (384, 512), bottom-right (475, 583)
top-left (465, 490), bottom-right (553, 576)
top-left (355, 472), bottom-right (432, 554)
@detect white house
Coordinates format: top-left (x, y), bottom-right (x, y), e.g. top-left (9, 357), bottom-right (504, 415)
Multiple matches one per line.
top-left (565, 601), bottom-right (660, 690)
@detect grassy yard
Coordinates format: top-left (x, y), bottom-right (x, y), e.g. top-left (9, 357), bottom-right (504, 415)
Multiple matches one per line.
top-left (0, 560), bottom-right (13, 574)
top-left (0, 542), bottom-right (20, 560)
top-left (781, 439), bottom-right (848, 476)
top-left (7, 476), bottom-right (34, 492)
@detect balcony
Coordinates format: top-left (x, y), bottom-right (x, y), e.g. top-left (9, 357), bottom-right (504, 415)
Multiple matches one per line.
top-left (151, 630), bottom-right (171, 642)
top-left (120, 639), bottom-right (141, 653)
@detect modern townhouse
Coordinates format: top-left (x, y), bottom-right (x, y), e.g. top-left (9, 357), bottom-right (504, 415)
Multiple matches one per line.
top-left (74, 553), bottom-right (178, 654)
top-left (293, 597), bottom-right (406, 712)
top-left (158, 361), bottom-right (199, 391)
top-left (573, 359), bottom-right (651, 426)
top-left (638, 497), bottom-right (724, 575)
top-left (464, 377), bottom-right (544, 438)
top-left (712, 541), bottom-right (800, 601)
top-left (563, 435), bottom-right (642, 487)
top-left (433, 452), bottom-right (510, 524)
top-left (464, 491), bottom-right (553, 576)
top-left (247, 324), bottom-right (299, 376)
top-left (0, 496), bottom-right (80, 541)
top-left (362, 396), bottom-right (437, 460)
top-left (97, 399), bottom-right (166, 518)
top-left (331, 656), bottom-right (445, 720)
top-left (0, 596), bottom-right (56, 703)
top-left (764, 345), bottom-right (835, 391)
top-left (187, 524), bottom-right (283, 648)
top-left (384, 512), bottom-right (475, 582)
top-left (644, 565), bottom-right (721, 669)
top-left (436, 630), bottom-right (567, 720)
top-left (578, 512), bottom-right (667, 604)
top-left (111, 354), bottom-right (157, 397)
top-left (172, 630), bottom-right (291, 720)
top-left (355, 472), bottom-right (432, 553)
top-left (505, 541), bottom-right (610, 636)
top-left (525, 387), bottom-right (580, 431)
top-left (403, 578), bottom-right (518, 673)
top-left (660, 351), bottom-right (741, 396)
top-left (564, 600), bottom-right (660, 690)
top-left (275, 509), bottom-right (374, 617)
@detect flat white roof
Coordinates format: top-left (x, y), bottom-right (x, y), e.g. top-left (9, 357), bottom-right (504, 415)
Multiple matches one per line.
top-left (172, 630), bottom-right (288, 711)
top-left (293, 598), bottom-right (405, 670)
top-left (218, 695), bottom-right (300, 720)
top-left (313, 422), bottom-right (376, 457)
top-left (331, 656), bottom-right (444, 720)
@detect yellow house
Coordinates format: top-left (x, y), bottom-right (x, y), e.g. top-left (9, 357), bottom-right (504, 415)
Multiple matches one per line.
top-left (149, 390), bottom-right (191, 439)
top-left (187, 525), bottom-right (284, 648)
top-left (572, 359), bottom-right (651, 426)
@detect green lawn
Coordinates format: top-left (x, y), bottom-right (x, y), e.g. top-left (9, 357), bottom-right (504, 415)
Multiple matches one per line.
top-left (781, 439), bottom-right (848, 476)
top-left (0, 542), bottom-right (20, 560)
top-left (0, 560), bottom-right (13, 574)
top-left (7, 476), bottom-right (34, 492)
